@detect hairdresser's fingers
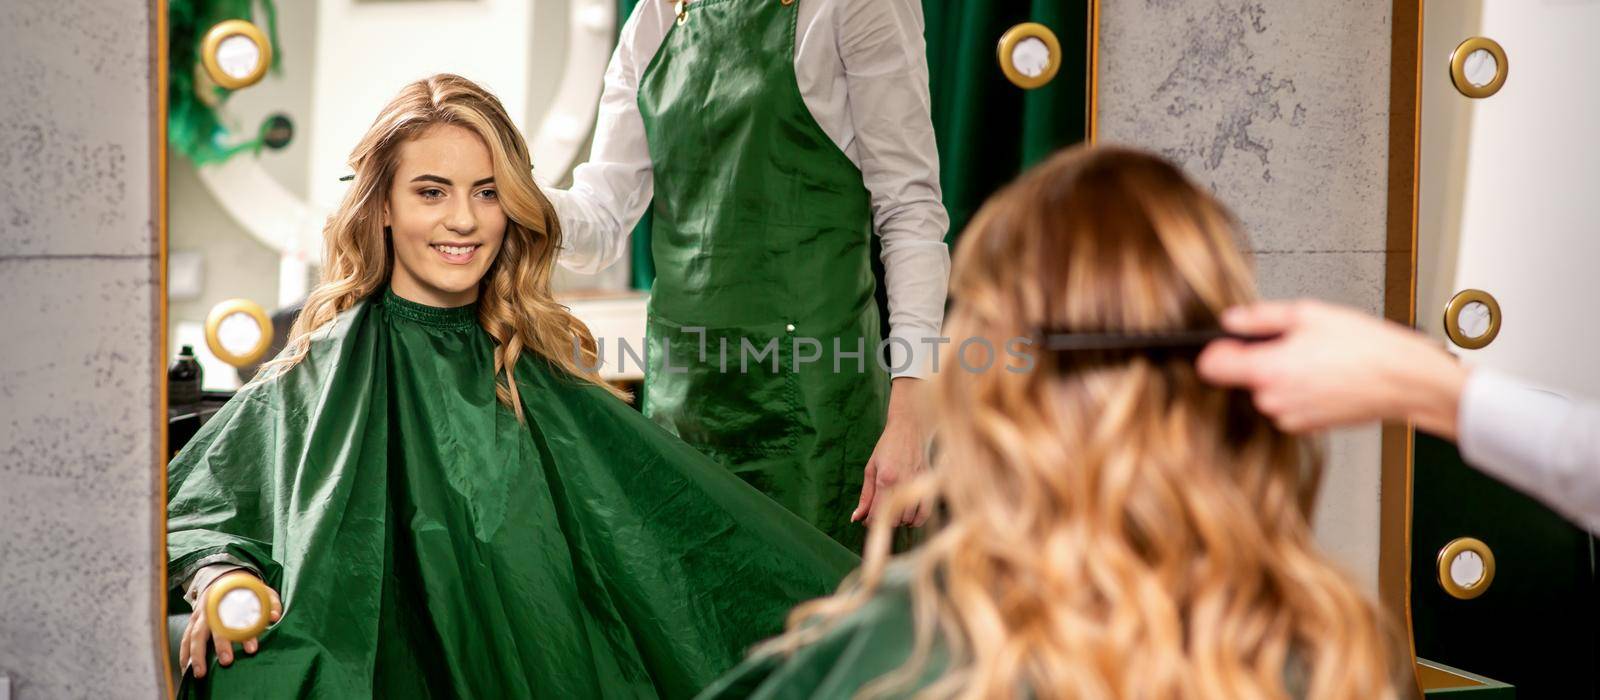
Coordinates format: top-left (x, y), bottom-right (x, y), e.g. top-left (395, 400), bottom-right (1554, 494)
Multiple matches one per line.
top-left (1255, 388), bottom-right (1324, 434)
top-left (852, 460), bottom-right (878, 523)
top-left (910, 499), bottom-right (931, 528)
top-left (1196, 339), bottom-right (1259, 387)
top-left (1219, 301), bottom-right (1302, 336)
top-left (898, 497), bottom-right (917, 527)
top-left (867, 483), bottom-right (895, 527)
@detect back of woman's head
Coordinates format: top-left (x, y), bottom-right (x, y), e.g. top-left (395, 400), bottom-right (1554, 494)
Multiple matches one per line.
top-left (785, 145), bottom-right (1397, 699)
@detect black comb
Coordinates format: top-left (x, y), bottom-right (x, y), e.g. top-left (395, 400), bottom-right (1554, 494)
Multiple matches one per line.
top-left (1043, 329), bottom-right (1279, 352)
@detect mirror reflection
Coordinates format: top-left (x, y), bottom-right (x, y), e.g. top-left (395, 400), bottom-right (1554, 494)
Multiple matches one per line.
top-left (162, 0), bottom-right (1089, 695)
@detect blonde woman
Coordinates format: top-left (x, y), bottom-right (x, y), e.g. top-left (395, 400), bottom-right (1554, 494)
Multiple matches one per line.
top-left (700, 146), bottom-right (1402, 699)
top-left (166, 74), bottom-right (855, 698)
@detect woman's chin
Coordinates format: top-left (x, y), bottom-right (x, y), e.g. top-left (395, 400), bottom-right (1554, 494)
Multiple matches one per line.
top-left (413, 273), bottom-right (484, 303)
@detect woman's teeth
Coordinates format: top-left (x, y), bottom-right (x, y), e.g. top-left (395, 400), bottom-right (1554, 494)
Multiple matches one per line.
top-left (433, 244), bottom-right (477, 255)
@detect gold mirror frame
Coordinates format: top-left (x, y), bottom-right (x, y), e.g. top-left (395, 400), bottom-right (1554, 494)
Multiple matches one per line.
top-left (200, 19), bottom-right (272, 91)
top-left (204, 298), bottom-right (274, 367)
top-left (1382, 0), bottom-right (1425, 693)
top-left (1436, 536), bottom-right (1496, 600)
top-left (1449, 36), bottom-right (1507, 99)
top-left (997, 22), bottom-right (1062, 90)
top-left (1443, 288), bottom-right (1502, 350)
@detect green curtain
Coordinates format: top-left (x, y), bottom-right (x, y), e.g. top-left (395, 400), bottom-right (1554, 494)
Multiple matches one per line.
top-left (614, 0), bottom-right (1089, 289)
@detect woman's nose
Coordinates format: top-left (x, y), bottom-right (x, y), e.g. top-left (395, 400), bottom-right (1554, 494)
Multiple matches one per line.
top-left (446, 197), bottom-right (477, 234)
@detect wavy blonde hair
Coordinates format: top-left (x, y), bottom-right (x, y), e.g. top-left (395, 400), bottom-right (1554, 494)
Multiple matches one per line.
top-left (260, 73), bottom-right (624, 414)
top-left (767, 146), bottom-right (1399, 699)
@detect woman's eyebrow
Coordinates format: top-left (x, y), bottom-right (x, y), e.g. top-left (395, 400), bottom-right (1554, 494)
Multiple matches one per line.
top-left (409, 174), bottom-right (495, 187)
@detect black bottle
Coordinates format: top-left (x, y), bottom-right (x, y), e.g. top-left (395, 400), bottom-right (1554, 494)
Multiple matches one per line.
top-left (168, 344), bottom-right (204, 407)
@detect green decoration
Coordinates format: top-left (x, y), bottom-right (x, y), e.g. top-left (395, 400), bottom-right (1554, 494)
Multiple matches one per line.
top-left (167, 0), bottom-right (283, 165)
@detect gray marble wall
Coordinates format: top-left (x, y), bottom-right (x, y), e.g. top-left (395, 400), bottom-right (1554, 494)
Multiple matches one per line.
top-left (0, 0), bottom-right (166, 697)
top-left (1097, 0), bottom-right (1393, 590)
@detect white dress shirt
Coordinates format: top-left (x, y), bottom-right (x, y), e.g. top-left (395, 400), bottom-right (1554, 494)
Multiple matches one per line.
top-left (1459, 367), bottom-right (1600, 534)
top-left (546, 0), bottom-right (950, 378)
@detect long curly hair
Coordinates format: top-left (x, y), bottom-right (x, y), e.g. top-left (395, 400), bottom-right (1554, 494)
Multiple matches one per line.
top-left (765, 146), bottom-right (1399, 699)
top-left (260, 73), bottom-right (624, 413)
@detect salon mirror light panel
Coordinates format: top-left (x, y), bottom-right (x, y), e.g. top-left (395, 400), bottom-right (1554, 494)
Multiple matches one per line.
top-left (1406, 1), bottom-right (1600, 695)
top-left (1416, 1), bottom-right (1600, 398)
top-left (167, 0), bottom-right (621, 394)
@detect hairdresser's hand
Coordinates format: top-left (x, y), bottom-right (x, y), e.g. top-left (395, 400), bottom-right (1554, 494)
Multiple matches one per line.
top-left (853, 378), bottom-right (932, 528)
top-left (1197, 299), bottom-right (1469, 438)
top-left (180, 573), bottom-right (282, 679)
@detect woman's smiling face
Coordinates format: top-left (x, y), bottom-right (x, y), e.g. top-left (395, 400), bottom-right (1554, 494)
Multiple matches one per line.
top-left (384, 123), bottom-right (507, 307)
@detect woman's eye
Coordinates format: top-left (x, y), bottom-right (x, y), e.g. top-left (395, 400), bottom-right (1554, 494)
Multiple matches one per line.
top-left (419, 188), bottom-right (444, 199)
top-left (477, 189), bottom-right (498, 200)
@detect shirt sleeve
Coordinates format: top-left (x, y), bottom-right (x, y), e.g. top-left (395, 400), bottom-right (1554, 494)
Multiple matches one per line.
top-left (1457, 367), bottom-right (1600, 534)
top-left (835, 0), bottom-right (951, 379)
top-left (181, 559), bottom-right (261, 609)
top-left (547, 1), bottom-right (665, 275)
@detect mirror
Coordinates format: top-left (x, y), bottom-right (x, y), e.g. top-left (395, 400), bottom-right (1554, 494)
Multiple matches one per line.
top-left (166, 0), bottom-right (629, 394)
top-left (161, 2), bottom-right (628, 686)
top-left (158, 0), bottom-right (1093, 692)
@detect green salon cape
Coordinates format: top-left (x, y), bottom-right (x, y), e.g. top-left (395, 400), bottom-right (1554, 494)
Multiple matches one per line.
top-left (166, 289), bottom-right (857, 698)
top-left (696, 566), bottom-right (946, 699)
top-left (698, 568), bottom-right (1317, 700)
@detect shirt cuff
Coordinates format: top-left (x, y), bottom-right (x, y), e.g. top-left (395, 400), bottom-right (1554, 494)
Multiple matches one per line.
top-left (182, 559), bottom-right (260, 609)
top-left (886, 324), bottom-right (941, 379)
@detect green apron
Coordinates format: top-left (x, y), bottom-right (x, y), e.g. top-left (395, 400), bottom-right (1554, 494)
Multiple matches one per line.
top-left (638, 0), bottom-right (890, 552)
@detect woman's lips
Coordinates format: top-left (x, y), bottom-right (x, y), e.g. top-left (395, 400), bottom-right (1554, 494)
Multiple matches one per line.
top-left (431, 243), bottom-right (479, 264)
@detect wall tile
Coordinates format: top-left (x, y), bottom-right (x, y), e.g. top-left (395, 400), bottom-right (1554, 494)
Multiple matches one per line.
top-left (1098, 0), bottom-right (1392, 255)
top-left (1254, 250), bottom-right (1387, 315)
top-left (0, 0), bottom-right (153, 258)
top-left (0, 257), bottom-right (163, 697)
